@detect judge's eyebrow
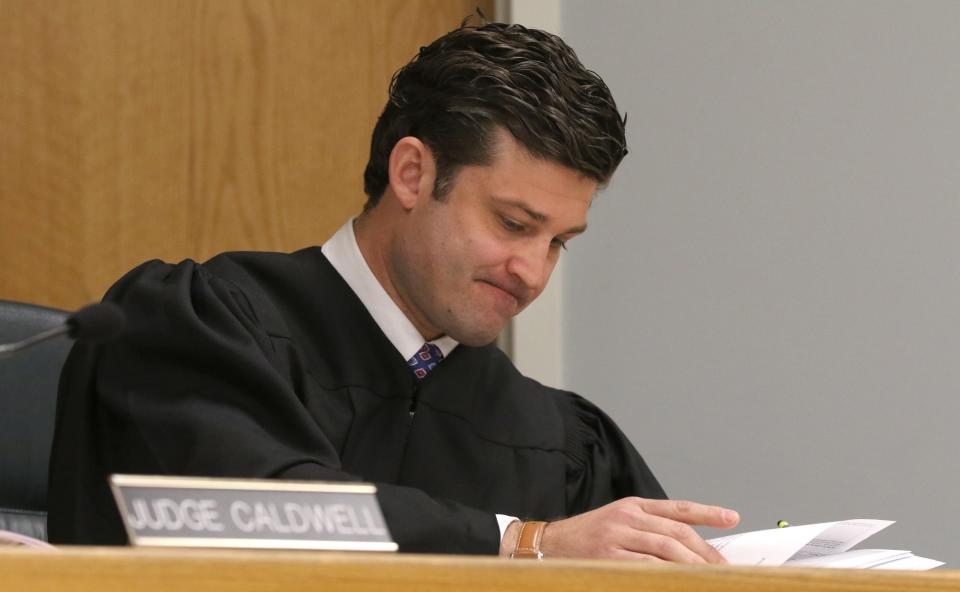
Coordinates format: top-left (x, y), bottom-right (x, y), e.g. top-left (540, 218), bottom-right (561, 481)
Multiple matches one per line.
top-left (492, 196), bottom-right (588, 235)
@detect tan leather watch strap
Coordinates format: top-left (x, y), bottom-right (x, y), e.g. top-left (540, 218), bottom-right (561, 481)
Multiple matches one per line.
top-left (510, 521), bottom-right (547, 559)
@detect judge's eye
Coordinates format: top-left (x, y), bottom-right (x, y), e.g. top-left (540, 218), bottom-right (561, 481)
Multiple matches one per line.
top-left (551, 237), bottom-right (569, 251)
top-left (498, 215), bottom-right (526, 233)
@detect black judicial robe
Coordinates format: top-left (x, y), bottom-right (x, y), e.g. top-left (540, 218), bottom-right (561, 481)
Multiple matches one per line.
top-left (47, 248), bottom-right (665, 553)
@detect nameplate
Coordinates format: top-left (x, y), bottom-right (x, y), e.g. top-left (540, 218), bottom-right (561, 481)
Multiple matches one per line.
top-left (109, 475), bottom-right (397, 552)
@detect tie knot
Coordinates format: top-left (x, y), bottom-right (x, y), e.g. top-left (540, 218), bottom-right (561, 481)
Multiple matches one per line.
top-left (408, 342), bottom-right (444, 381)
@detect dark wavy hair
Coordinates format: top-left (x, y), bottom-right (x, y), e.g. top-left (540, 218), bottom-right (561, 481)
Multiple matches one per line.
top-left (362, 21), bottom-right (628, 209)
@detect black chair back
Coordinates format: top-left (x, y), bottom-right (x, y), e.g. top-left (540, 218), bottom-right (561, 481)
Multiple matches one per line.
top-left (0, 300), bottom-right (72, 540)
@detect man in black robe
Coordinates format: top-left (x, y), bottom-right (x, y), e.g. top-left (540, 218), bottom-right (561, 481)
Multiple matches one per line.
top-left (48, 21), bottom-right (739, 560)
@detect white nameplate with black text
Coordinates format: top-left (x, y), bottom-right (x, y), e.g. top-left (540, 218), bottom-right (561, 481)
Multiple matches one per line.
top-left (110, 475), bottom-right (397, 552)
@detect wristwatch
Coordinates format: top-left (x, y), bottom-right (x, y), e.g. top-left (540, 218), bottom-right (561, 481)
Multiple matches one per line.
top-left (511, 521), bottom-right (547, 559)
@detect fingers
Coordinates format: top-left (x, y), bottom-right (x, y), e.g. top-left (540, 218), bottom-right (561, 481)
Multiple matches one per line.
top-left (611, 550), bottom-right (667, 562)
top-left (621, 511), bottom-right (727, 564)
top-left (616, 530), bottom-right (711, 564)
top-left (640, 498), bottom-right (740, 529)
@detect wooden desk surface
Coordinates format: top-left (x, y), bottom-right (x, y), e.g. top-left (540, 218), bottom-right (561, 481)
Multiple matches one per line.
top-left (1, 546), bottom-right (958, 592)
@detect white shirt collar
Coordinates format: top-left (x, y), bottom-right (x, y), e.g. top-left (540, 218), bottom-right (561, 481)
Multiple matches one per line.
top-left (321, 218), bottom-right (458, 362)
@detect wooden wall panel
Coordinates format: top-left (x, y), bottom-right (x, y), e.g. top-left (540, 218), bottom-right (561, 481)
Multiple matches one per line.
top-left (0, 0), bottom-right (494, 310)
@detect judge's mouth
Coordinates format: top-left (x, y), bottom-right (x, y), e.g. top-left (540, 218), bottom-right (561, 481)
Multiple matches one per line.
top-left (477, 279), bottom-right (528, 309)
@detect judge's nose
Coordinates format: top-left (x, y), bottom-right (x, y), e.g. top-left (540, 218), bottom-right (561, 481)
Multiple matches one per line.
top-left (505, 240), bottom-right (554, 298)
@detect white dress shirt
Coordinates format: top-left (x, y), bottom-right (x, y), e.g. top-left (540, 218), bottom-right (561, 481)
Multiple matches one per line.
top-left (322, 218), bottom-right (518, 546)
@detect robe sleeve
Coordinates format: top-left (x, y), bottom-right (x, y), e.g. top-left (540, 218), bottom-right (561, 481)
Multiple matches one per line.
top-left (49, 258), bottom-right (499, 554)
top-left (558, 392), bottom-right (668, 516)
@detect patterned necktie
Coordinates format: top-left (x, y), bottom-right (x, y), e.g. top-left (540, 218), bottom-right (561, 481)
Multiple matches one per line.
top-left (408, 342), bottom-right (444, 381)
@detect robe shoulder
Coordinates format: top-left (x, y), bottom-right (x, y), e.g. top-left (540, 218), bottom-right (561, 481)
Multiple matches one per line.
top-left (106, 247), bottom-right (331, 340)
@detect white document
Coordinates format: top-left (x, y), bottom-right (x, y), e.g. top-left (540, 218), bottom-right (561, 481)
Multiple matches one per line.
top-left (707, 519), bottom-right (942, 570)
top-left (873, 555), bottom-right (946, 570)
top-left (788, 519), bottom-right (894, 560)
top-left (786, 549), bottom-right (911, 568)
top-left (709, 522), bottom-right (841, 566)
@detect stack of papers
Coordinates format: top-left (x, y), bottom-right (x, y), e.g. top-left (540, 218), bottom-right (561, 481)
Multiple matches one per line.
top-left (707, 519), bottom-right (943, 570)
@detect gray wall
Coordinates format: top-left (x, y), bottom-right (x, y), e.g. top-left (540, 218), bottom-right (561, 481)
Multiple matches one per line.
top-left (559, 1), bottom-right (960, 565)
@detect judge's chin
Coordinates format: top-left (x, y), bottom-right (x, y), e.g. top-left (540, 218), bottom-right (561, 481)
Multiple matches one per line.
top-left (434, 317), bottom-right (511, 348)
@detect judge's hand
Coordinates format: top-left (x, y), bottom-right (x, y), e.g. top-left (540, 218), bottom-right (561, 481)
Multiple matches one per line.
top-left (500, 497), bottom-right (739, 563)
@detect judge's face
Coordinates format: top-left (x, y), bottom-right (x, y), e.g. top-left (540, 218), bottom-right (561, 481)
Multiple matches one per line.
top-left (388, 130), bottom-right (596, 346)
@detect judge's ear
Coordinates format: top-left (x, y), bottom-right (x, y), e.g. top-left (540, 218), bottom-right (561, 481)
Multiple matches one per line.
top-left (387, 137), bottom-right (436, 211)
